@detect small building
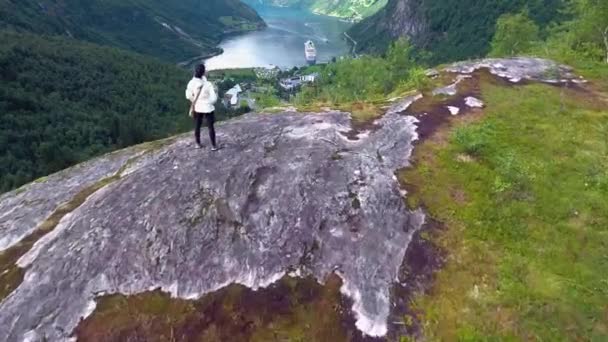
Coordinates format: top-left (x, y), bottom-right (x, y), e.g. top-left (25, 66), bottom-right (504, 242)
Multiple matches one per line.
top-left (300, 72), bottom-right (319, 83)
top-left (279, 77), bottom-right (302, 91)
top-left (224, 84), bottom-right (242, 108)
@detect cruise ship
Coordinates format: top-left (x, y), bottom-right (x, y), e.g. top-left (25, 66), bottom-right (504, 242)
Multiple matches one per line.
top-left (305, 40), bottom-right (317, 65)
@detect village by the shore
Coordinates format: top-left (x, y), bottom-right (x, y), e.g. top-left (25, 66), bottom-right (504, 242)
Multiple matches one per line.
top-left (208, 64), bottom-right (321, 115)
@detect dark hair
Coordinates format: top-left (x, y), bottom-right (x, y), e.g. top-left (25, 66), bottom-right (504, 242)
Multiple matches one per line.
top-left (194, 64), bottom-right (206, 78)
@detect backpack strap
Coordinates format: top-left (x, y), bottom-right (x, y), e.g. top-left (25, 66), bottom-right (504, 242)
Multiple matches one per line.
top-left (189, 84), bottom-right (204, 117)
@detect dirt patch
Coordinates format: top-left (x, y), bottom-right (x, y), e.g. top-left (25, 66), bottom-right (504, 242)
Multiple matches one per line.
top-left (406, 71), bottom-right (489, 141)
top-left (339, 102), bottom-right (384, 141)
top-left (383, 70), bottom-right (497, 340)
top-left (559, 82), bottom-right (608, 111)
top-left (75, 274), bottom-right (378, 342)
top-left (385, 219), bottom-right (446, 340)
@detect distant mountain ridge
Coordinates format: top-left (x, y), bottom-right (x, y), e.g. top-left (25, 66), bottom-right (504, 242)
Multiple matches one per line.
top-left (0, 0), bottom-right (265, 62)
top-left (246, 0), bottom-right (387, 20)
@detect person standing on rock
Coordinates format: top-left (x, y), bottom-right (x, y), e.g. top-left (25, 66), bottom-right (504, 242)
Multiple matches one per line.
top-left (186, 63), bottom-right (219, 150)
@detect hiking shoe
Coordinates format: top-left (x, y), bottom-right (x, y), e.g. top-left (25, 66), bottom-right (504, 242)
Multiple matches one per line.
top-left (211, 146), bottom-right (220, 151)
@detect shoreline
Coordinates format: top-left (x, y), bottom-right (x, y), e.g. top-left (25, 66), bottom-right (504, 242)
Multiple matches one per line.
top-left (177, 22), bottom-right (267, 69)
top-left (343, 31), bottom-right (358, 57)
top-left (177, 50), bottom-right (223, 68)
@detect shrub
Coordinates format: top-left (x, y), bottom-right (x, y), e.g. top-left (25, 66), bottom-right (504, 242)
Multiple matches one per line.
top-left (490, 11), bottom-right (540, 57)
top-left (453, 122), bottom-right (495, 157)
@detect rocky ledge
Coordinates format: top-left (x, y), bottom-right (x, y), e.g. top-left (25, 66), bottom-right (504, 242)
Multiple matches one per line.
top-left (0, 110), bottom-right (424, 341)
top-left (0, 57), bottom-right (582, 341)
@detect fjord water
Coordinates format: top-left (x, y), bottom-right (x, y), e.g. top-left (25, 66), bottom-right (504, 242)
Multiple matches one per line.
top-left (205, 5), bottom-right (353, 70)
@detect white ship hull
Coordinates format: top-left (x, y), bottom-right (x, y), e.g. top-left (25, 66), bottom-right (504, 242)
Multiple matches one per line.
top-left (305, 40), bottom-right (317, 65)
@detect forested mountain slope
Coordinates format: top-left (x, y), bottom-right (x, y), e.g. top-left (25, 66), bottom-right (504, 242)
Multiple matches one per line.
top-left (0, 0), bottom-right (265, 62)
top-left (0, 31), bottom-right (191, 192)
top-left (349, 0), bottom-right (562, 62)
top-left (246, 0), bottom-right (387, 20)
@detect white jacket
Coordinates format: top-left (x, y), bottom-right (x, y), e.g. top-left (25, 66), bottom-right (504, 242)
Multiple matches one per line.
top-left (186, 76), bottom-right (217, 113)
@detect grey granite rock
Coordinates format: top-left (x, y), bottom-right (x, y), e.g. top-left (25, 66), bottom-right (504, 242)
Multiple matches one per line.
top-left (446, 57), bottom-right (579, 83)
top-left (386, 93), bottom-right (423, 115)
top-left (464, 96), bottom-right (484, 108)
top-left (0, 111), bottom-right (424, 340)
top-left (0, 148), bottom-right (143, 252)
top-left (432, 74), bottom-right (471, 96)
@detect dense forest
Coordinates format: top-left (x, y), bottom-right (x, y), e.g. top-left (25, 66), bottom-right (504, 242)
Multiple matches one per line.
top-left (350, 0), bottom-right (564, 62)
top-left (421, 0), bottom-right (564, 62)
top-left (0, 31), bottom-right (193, 192)
top-left (0, 0), bottom-right (264, 62)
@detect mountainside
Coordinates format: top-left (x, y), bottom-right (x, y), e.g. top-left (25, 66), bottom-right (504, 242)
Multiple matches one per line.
top-left (349, 0), bottom-right (563, 62)
top-left (247, 0), bottom-right (387, 20)
top-left (2, 57), bottom-right (606, 341)
top-left (347, 0), bottom-right (425, 54)
top-left (0, 31), bottom-right (192, 193)
top-left (0, 0), bottom-right (265, 62)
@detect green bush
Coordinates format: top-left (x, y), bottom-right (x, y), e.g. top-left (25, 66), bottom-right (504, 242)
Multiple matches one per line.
top-left (294, 38), bottom-right (427, 106)
top-left (490, 11), bottom-right (540, 57)
top-left (453, 122), bottom-right (495, 157)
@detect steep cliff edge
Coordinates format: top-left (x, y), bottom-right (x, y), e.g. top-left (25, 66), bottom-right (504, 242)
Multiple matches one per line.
top-left (0, 110), bottom-right (425, 340)
top-left (0, 58), bottom-right (599, 341)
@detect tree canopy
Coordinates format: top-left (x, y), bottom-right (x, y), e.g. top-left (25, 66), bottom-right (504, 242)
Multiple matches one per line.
top-left (0, 31), bottom-right (193, 193)
top-left (0, 0), bottom-right (264, 62)
top-left (490, 11), bottom-right (540, 57)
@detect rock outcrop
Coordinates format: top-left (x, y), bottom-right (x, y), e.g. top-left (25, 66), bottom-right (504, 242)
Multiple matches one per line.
top-left (446, 57), bottom-right (584, 84)
top-left (0, 111), bottom-right (424, 340)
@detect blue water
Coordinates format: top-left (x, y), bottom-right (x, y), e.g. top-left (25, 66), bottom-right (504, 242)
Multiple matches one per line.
top-left (205, 5), bottom-right (353, 70)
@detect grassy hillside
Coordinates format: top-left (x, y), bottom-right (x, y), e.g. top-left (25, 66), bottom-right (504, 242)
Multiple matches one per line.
top-left (0, 30), bottom-right (193, 193)
top-left (401, 71), bottom-right (608, 340)
top-left (0, 0), bottom-right (265, 62)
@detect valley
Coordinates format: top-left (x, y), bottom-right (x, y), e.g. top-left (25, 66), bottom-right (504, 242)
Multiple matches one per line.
top-left (205, 4), bottom-right (353, 70)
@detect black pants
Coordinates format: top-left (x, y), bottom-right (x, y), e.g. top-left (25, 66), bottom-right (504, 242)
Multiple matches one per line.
top-left (194, 112), bottom-right (216, 148)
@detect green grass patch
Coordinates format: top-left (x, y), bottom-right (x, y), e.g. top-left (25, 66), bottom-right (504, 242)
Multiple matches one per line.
top-left (208, 68), bottom-right (257, 81)
top-left (251, 91), bottom-right (282, 110)
top-left (401, 82), bottom-right (608, 340)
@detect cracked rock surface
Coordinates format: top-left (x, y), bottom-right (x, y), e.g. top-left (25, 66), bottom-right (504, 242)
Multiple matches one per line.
top-left (0, 111), bottom-right (424, 341)
top-left (446, 57), bottom-right (581, 83)
top-left (0, 149), bottom-right (140, 252)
